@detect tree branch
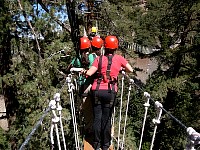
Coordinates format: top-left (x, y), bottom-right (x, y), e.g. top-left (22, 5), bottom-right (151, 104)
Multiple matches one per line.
top-left (37, 0), bottom-right (71, 33)
top-left (17, 0), bottom-right (42, 61)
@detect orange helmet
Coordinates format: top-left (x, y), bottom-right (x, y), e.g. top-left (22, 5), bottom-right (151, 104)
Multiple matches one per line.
top-left (104, 36), bottom-right (118, 50)
top-left (91, 36), bottom-right (103, 48)
top-left (80, 37), bottom-right (91, 50)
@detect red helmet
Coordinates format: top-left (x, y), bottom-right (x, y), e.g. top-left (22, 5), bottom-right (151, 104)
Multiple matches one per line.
top-left (80, 37), bottom-right (91, 50)
top-left (91, 36), bottom-right (103, 48)
top-left (104, 36), bottom-right (118, 50)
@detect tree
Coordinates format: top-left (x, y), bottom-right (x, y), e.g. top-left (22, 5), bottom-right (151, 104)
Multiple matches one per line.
top-left (0, 0), bottom-right (76, 149)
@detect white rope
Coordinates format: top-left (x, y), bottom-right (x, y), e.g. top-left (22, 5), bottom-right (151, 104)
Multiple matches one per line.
top-left (50, 122), bottom-right (54, 145)
top-left (74, 77), bottom-right (78, 91)
top-left (150, 101), bottom-right (163, 150)
top-left (70, 82), bottom-right (80, 149)
top-left (121, 79), bottom-right (133, 149)
top-left (50, 100), bottom-right (61, 150)
top-left (117, 71), bottom-right (125, 150)
top-left (139, 92), bottom-right (151, 150)
top-left (111, 107), bottom-right (115, 145)
top-left (55, 123), bottom-right (61, 150)
top-left (71, 81), bottom-right (80, 150)
top-left (54, 93), bottom-right (67, 150)
top-left (67, 75), bottom-right (80, 149)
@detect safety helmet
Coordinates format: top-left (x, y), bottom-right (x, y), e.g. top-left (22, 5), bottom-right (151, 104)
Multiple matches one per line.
top-left (91, 27), bottom-right (97, 33)
top-left (104, 36), bottom-right (118, 50)
top-left (80, 37), bottom-right (91, 50)
top-left (91, 36), bottom-right (103, 49)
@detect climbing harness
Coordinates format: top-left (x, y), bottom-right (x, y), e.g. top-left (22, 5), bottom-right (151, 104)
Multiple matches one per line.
top-left (94, 54), bottom-right (116, 107)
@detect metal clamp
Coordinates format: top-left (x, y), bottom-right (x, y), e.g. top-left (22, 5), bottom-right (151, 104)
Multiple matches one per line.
top-left (186, 127), bottom-right (200, 150)
top-left (152, 101), bottom-right (163, 124)
top-left (143, 92), bottom-right (150, 107)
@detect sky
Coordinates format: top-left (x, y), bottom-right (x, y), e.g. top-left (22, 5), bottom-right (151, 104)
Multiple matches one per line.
top-left (18, 3), bottom-right (69, 39)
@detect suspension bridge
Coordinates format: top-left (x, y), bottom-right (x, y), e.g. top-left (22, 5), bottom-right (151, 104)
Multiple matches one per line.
top-left (6, 0), bottom-right (199, 150)
top-left (18, 67), bottom-right (200, 150)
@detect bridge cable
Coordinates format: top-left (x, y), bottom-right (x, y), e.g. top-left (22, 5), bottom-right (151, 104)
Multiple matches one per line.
top-left (50, 99), bottom-right (62, 150)
top-left (120, 71), bottom-right (191, 148)
top-left (138, 92), bottom-right (150, 150)
top-left (117, 71), bottom-right (125, 150)
top-left (19, 107), bottom-right (51, 150)
top-left (150, 101), bottom-right (163, 150)
top-left (66, 74), bottom-right (80, 149)
top-left (121, 77), bottom-right (134, 149)
top-left (50, 93), bottom-right (67, 150)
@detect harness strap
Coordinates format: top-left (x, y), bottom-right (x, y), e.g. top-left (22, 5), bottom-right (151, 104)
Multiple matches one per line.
top-left (94, 55), bottom-right (116, 105)
top-left (94, 55), bottom-right (103, 104)
top-left (95, 55), bottom-right (103, 91)
top-left (105, 55), bottom-right (115, 93)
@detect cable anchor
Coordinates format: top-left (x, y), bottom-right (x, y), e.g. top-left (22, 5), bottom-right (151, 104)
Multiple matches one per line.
top-left (150, 101), bottom-right (163, 150)
top-left (186, 127), bottom-right (200, 150)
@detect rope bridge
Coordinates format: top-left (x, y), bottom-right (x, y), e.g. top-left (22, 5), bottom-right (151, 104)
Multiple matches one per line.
top-left (19, 68), bottom-right (200, 150)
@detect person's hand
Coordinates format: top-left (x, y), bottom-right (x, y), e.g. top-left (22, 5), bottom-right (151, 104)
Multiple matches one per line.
top-left (80, 69), bottom-right (87, 75)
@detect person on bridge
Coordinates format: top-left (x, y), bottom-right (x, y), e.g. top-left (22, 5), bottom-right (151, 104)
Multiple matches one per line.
top-left (82, 36), bottom-right (103, 139)
top-left (82, 35), bottom-right (133, 150)
top-left (66, 36), bottom-right (91, 85)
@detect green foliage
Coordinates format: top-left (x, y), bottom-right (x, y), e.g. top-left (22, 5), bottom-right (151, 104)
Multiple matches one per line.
top-left (0, 0), bottom-right (200, 149)
top-left (0, 128), bottom-right (10, 149)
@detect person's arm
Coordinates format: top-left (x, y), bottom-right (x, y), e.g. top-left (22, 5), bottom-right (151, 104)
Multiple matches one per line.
top-left (125, 63), bottom-right (133, 73)
top-left (120, 56), bottom-right (133, 73)
top-left (81, 56), bottom-right (99, 76)
top-left (85, 66), bottom-right (98, 76)
top-left (66, 58), bottom-right (75, 73)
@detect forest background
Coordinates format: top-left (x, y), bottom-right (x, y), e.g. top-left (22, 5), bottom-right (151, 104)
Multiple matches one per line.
top-left (0, 0), bottom-right (199, 149)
